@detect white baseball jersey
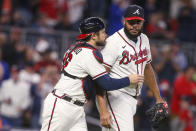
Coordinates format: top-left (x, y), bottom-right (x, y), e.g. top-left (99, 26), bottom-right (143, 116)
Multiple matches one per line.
top-left (41, 43), bottom-right (107, 131)
top-left (54, 44), bottom-right (107, 102)
top-left (98, 28), bottom-right (152, 131)
top-left (102, 28), bottom-right (152, 96)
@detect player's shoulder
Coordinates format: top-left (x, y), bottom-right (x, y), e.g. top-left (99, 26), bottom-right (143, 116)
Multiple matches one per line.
top-left (83, 49), bottom-right (103, 63)
top-left (106, 28), bottom-right (124, 45)
top-left (77, 44), bottom-right (103, 63)
top-left (140, 33), bottom-right (149, 40)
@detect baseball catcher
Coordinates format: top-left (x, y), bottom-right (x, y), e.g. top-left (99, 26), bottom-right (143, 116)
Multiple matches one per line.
top-left (146, 102), bottom-right (169, 129)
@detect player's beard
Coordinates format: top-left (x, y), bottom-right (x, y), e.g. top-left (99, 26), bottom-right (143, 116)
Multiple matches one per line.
top-left (96, 35), bottom-right (106, 46)
top-left (124, 24), bottom-right (142, 40)
top-left (96, 40), bottom-right (105, 46)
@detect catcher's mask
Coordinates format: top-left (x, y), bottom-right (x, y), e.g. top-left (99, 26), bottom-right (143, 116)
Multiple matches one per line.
top-left (77, 17), bottom-right (105, 40)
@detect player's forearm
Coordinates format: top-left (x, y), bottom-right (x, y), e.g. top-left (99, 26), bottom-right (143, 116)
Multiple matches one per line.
top-left (95, 74), bottom-right (130, 91)
top-left (96, 87), bottom-right (108, 114)
top-left (144, 64), bottom-right (163, 103)
top-left (96, 94), bottom-right (108, 113)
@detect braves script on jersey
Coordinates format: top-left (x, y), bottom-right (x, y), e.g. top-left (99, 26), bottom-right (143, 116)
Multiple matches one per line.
top-left (99, 28), bottom-right (152, 131)
top-left (102, 28), bottom-right (152, 96)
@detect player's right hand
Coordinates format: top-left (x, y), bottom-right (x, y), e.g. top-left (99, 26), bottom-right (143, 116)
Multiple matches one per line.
top-left (100, 109), bottom-right (112, 128)
top-left (129, 74), bottom-right (144, 84)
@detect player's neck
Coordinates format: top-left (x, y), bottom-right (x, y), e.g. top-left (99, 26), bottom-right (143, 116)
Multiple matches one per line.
top-left (87, 40), bottom-right (98, 49)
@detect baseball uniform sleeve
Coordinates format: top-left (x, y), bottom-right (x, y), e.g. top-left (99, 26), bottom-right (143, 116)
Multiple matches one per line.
top-left (82, 49), bottom-right (131, 90)
top-left (83, 50), bottom-right (107, 80)
top-left (95, 74), bottom-right (130, 91)
top-left (101, 37), bottom-right (119, 68)
top-left (145, 35), bottom-right (152, 63)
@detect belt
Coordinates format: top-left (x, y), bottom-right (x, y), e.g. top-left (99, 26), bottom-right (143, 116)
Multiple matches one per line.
top-left (52, 90), bottom-right (84, 106)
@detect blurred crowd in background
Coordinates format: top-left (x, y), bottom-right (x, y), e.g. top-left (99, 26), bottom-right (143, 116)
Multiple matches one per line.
top-left (0, 0), bottom-right (196, 131)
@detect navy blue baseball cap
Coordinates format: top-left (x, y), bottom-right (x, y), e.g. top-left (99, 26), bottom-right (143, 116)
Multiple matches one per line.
top-left (124, 5), bottom-right (144, 21)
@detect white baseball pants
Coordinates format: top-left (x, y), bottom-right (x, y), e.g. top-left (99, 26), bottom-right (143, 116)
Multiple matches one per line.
top-left (100, 90), bottom-right (138, 131)
top-left (41, 93), bottom-right (87, 131)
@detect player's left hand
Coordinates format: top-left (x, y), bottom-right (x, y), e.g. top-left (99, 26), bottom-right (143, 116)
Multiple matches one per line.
top-left (100, 109), bottom-right (112, 128)
top-left (146, 102), bottom-right (169, 129)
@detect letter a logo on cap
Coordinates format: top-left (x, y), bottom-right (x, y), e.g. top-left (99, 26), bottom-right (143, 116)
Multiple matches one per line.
top-left (133, 9), bottom-right (140, 15)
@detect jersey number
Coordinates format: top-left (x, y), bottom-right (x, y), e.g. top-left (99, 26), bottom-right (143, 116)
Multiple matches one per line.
top-left (63, 52), bottom-right (73, 68)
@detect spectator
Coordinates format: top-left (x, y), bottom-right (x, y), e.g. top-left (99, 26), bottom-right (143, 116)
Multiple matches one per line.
top-left (0, 66), bottom-right (31, 128)
top-left (150, 43), bottom-right (160, 66)
top-left (170, 0), bottom-right (191, 19)
top-left (0, 48), bottom-right (10, 86)
top-left (145, 12), bottom-right (175, 39)
top-left (177, 96), bottom-right (194, 131)
top-left (144, 0), bottom-right (158, 20)
top-left (155, 0), bottom-right (170, 16)
top-left (171, 65), bottom-right (196, 115)
top-left (0, 0), bottom-right (12, 26)
top-left (38, 0), bottom-right (68, 26)
top-left (0, 12), bottom-right (11, 26)
top-left (67, 0), bottom-right (86, 30)
top-left (159, 80), bottom-right (171, 100)
top-left (29, 66), bottom-right (58, 129)
top-left (177, 6), bottom-right (196, 42)
top-left (31, 13), bottom-right (52, 33)
top-left (33, 48), bottom-right (60, 74)
top-left (0, 32), bottom-right (7, 47)
top-left (35, 38), bottom-right (50, 55)
top-left (0, 33), bottom-right (10, 86)
top-left (19, 62), bottom-right (40, 85)
top-left (171, 41), bottom-right (188, 71)
top-left (54, 12), bottom-right (74, 31)
top-left (1, 27), bottom-right (25, 66)
top-left (11, 10), bottom-right (27, 27)
top-left (153, 44), bottom-right (181, 85)
top-left (18, 46), bottom-right (39, 69)
top-left (170, 65), bottom-right (196, 131)
top-left (30, 84), bottom-right (42, 129)
top-left (84, 0), bottom-right (107, 18)
top-left (106, 0), bottom-right (129, 36)
top-left (38, 65), bottom-right (59, 100)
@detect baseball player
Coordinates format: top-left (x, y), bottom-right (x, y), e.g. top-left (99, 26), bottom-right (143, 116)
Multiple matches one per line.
top-left (40, 17), bottom-right (144, 131)
top-left (96, 5), bottom-right (167, 131)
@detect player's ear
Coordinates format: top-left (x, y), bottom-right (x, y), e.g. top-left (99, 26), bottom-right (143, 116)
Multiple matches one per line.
top-left (91, 33), bottom-right (97, 40)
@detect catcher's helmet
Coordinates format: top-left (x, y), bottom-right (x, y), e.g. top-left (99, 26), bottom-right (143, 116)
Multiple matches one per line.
top-left (77, 17), bottom-right (105, 40)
